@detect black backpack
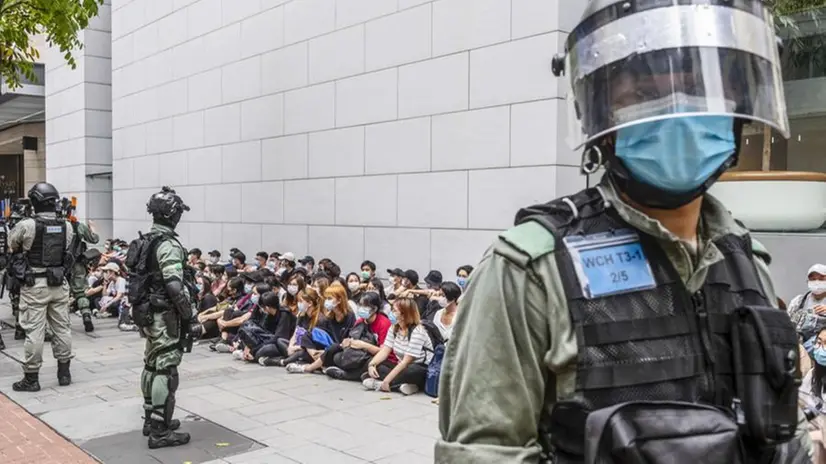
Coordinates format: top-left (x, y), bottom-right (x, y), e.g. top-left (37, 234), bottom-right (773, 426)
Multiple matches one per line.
top-left (420, 319), bottom-right (445, 353)
top-left (124, 232), bottom-right (164, 327)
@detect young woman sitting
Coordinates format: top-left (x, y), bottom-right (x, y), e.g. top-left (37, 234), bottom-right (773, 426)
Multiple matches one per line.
top-left (258, 287), bottom-right (323, 367)
top-left (362, 297), bottom-right (433, 395)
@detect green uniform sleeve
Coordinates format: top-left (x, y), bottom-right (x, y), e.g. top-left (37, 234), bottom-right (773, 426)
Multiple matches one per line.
top-left (436, 229), bottom-right (555, 463)
top-left (77, 222), bottom-right (99, 244)
top-left (156, 240), bottom-right (185, 283)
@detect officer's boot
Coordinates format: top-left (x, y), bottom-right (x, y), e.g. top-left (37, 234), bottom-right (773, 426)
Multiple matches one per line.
top-left (14, 324), bottom-right (24, 340)
top-left (0, 332), bottom-right (5, 350)
top-left (142, 414), bottom-right (181, 437)
top-left (57, 360), bottom-right (71, 386)
top-left (12, 372), bottom-right (40, 392)
top-left (82, 313), bottom-right (94, 333)
top-left (147, 416), bottom-right (190, 449)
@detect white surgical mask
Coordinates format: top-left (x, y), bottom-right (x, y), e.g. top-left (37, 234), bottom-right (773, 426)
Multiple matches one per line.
top-left (324, 299), bottom-right (336, 311)
top-left (348, 282), bottom-right (360, 292)
top-left (287, 285), bottom-right (299, 295)
top-left (244, 284), bottom-right (253, 293)
top-left (809, 280), bottom-right (826, 295)
top-left (298, 302), bottom-right (308, 314)
top-left (437, 297), bottom-right (448, 308)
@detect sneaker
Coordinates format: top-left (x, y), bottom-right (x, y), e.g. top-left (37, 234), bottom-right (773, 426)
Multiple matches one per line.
top-left (232, 350), bottom-right (245, 360)
top-left (118, 323), bottom-right (137, 332)
top-left (92, 309), bottom-right (100, 318)
top-left (324, 366), bottom-right (346, 380)
top-left (286, 363), bottom-right (306, 374)
top-left (215, 343), bottom-right (233, 353)
top-left (362, 378), bottom-right (381, 391)
top-left (259, 356), bottom-right (283, 367)
top-left (399, 384), bottom-right (419, 396)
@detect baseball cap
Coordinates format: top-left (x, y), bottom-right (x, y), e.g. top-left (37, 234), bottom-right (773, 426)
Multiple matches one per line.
top-left (403, 270), bottom-right (419, 286)
top-left (386, 268), bottom-right (404, 277)
top-left (281, 252), bottom-right (296, 263)
top-left (241, 271), bottom-right (264, 283)
top-left (103, 262), bottom-right (120, 272)
top-left (424, 270), bottom-right (443, 287)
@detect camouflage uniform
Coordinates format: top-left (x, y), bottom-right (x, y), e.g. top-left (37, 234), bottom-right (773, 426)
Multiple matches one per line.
top-left (68, 221), bottom-right (99, 332)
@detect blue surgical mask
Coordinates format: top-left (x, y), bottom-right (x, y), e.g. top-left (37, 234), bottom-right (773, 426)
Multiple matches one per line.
top-left (356, 306), bottom-right (372, 320)
top-left (456, 277), bottom-right (467, 289)
top-left (244, 284), bottom-right (253, 294)
top-left (814, 347), bottom-right (826, 367)
top-left (388, 312), bottom-right (398, 325)
top-left (251, 294), bottom-right (260, 305)
top-left (267, 261), bottom-right (276, 271)
top-left (196, 283), bottom-right (203, 292)
top-left (615, 115), bottom-right (735, 194)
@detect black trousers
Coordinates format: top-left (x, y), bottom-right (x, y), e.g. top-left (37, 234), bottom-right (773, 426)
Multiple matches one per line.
top-left (376, 362), bottom-right (428, 389)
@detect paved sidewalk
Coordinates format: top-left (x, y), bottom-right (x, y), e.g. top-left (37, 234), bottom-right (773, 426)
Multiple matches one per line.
top-left (0, 302), bottom-right (438, 464)
top-left (0, 392), bottom-right (97, 464)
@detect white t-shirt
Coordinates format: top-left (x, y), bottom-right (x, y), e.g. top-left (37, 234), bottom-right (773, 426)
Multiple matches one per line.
top-left (106, 277), bottom-right (126, 297)
top-left (383, 324), bottom-right (433, 365)
top-left (432, 309), bottom-right (454, 341)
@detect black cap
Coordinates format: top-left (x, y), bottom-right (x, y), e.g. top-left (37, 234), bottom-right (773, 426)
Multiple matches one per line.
top-left (424, 270), bottom-right (443, 286)
top-left (299, 255), bottom-right (315, 265)
top-left (241, 271), bottom-right (263, 283)
top-left (403, 270), bottom-right (419, 286)
top-left (387, 268), bottom-right (404, 277)
top-left (208, 249), bottom-right (220, 257)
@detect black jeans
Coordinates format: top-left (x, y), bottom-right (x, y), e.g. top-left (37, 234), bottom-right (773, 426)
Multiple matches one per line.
top-left (376, 362), bottom-right (428, 389)
top-left (322, 344), bottom-right (370, 381)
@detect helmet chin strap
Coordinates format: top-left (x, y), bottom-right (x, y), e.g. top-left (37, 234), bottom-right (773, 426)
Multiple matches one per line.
top-left (606, 155), bottom-right (734, 210)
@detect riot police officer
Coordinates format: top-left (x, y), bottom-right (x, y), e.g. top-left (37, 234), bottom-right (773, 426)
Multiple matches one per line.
top-left (66, 215), bottom-right (99, 332)
top-left (437, 1), bottom-right (812, 463)
top-left (9, 183), bottom-right (74, 392)
top-left (134, 187), bottom-right (194, 449)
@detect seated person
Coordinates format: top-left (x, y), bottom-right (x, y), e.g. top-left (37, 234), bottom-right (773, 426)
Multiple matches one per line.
top-left (286, 283), bottom-right (356, 373)
top-left (362, 297), bottom-right (433, 396)
top-left (259, 287), bottom-right (323, 367)
top-left (392, 270), bottom-right (429, 314)
top-left (214, 281), bottom-right (271, 353)
top-left (95, 262), bottom-right (126, 318)
top-left (197, 274), bottom-right (218, 313)
top-left (430, 282), bottom-right (461, 340)
top-left (289, 291), bottom-right (393, 379)
top-left (366, 278), bottom-right (392, 315)
top-left (239, 291), bottom-right (297, 363)
top-left (789, 264), bottom-right (826, 340)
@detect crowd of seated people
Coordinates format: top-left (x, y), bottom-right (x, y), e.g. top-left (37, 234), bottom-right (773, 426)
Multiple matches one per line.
top-left (179, 248), bottom-right (469, 396)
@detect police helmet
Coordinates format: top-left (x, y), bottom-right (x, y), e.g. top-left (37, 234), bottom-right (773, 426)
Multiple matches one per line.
top-left (146, 186), bottom-right (190, 228)
top-left (28, 182), bottom-right (60, 205)
top-left (552, 0), bottom-right (788, 207)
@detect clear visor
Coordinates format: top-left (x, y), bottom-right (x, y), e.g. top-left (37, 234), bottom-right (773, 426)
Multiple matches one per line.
top-left (564, 4), bottom-right (788, 149)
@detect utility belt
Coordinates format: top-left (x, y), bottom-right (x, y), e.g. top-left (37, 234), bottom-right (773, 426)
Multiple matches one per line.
top-left (23, 267), bottom-right (66, 287)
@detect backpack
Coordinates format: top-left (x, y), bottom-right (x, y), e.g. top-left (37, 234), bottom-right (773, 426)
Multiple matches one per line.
top-left (420, 319), bottom-right (446, 398)
top-left (124, 232), bottom-right (164, 328)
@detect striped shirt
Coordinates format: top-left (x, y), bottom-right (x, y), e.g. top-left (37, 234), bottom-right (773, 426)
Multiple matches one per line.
top-left (383, 324), bottom-right (433, 365)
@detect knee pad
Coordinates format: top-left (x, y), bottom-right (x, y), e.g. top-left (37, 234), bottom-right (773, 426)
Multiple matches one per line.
top-left (164, 366), bottom-right (179, 425)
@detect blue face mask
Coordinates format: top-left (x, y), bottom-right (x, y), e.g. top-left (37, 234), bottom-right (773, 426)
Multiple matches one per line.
top-left (615, 115), bottom-right (735, 194)
top-left (251, 294), bottom-right (260, 305)
top-left (244, 284), bottom-right (253, 294)
top-left (814, 347), bottom-right (826, 367)
top-left (356, 306), bottom-right (372, 320)
top-left (457, 277), bottom-right (467, 289)
top-left (196, 283), bottom-right (203, 292)
top-left (388, 312), bottom-right (398, 325)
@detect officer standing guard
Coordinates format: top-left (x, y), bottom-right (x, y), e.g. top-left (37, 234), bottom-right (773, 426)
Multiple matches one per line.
top-left (437, 1), bottom-right (813, 463)
top-left (129, 187), bottom-right (195, 449)
top-left (66, 212), bottom-right (100, 333)
top-left (9, 183), bottom-right (74, 392)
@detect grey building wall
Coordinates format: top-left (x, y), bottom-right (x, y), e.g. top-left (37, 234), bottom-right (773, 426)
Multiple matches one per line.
top-left (107, 0), bottom-right (587, 276)
top-left (44, 0), bottom-right (114, 240)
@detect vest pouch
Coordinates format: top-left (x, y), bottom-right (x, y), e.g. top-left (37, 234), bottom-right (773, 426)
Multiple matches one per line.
top-left (45, 267), bottom-right (64, 287)
top-left (132, 301), bottom-right (153, 328)
top-left (730, 305), bottom-right (800, 447)
top-left (583, 401), bottom-right (745, 464)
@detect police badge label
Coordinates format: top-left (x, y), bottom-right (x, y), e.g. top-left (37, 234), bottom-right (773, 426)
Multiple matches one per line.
top-left (563, 229), bottom-right (656, 299)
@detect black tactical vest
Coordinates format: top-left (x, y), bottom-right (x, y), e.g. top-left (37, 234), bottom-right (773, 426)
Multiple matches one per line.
top-left (515, 188), bottom-right (772, 460)
top-left (28, 217), bottom-right (66, 268)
